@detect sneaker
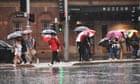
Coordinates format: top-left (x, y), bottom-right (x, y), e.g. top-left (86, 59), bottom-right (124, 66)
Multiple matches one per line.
top-left (108, 58), bottom-right (112, 60)
top-left (114, 58), bottom-right (118, 61)
top-left (26, 62), bottom-right (30, 64)
top-left (89, 58), bottom-right (93, 61)
top-left (13, 64), bottom-right (16, 67)
top-left (30, 61), bottom-right (32, 64)
top-left (48, 63), bottom-right (53, 67)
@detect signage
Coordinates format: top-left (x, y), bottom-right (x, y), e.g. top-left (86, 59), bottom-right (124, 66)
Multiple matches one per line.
top-left (15, 13), bottom-right (25, 18)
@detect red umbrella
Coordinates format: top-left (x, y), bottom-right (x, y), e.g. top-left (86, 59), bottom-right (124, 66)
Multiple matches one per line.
top-left (76, 29), bottom-right (96, 42)
top-left (43, 35), bottom-right (52, 42)
top-left (83, 29), bottom-right (96, 37)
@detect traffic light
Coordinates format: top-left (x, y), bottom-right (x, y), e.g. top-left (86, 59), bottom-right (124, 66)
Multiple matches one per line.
top-left (20, 0), bottom-right (26, 12)
top-left (58, 24), bottom-right (63, 32)
top-left (59, 0), bottom-right (65, 21)
top-left (29, 13), bottom-right (35, 22)
top-left (131, 10), bottom-right (138, 24)
top-left (59, 0), bottom-right (64, 13)
top-left (60, 12), bottom-right (65, 22)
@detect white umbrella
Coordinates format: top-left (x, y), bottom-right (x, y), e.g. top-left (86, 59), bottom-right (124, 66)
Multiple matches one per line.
top-left (7, 31), bottom-right (23, 40)
top-left (74, 26), bottom-right (89, 32)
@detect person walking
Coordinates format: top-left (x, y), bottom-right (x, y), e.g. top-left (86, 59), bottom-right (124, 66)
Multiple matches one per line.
top-left (48, 34), bottom-right (64, 65)
top-left (21, 35), bottom-right (28, 64)
top-left (25, 33), bottom-right (36, 64)
top-left (13, 38), bottom-right (24, 66)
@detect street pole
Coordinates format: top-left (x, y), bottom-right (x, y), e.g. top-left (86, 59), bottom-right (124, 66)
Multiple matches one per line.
top-left (26, 0), bottom-right (31, 30)
top-left (64, 0), bottom-right (69, 61)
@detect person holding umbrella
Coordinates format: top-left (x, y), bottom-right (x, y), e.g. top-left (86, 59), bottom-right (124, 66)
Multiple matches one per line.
top-left (130, 32), bottom-right (139, 59)
top-left (42, 29), bottom-right (64, 65)
top-left (108, 33), bottom-right (120, 60)
top-left (7, 31), bottom-right (25, 65)
top-left (48, 33), bottom-right (64, 64)
top-left (75, 29), bottom-right (96, 61)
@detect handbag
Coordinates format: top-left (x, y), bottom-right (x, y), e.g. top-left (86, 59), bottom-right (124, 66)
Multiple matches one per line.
top-left (30, 49), bottom-right (37, 56)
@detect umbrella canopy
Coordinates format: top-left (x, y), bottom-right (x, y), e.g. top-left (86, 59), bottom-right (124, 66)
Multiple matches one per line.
top-left (42, 35), bottom-right (52, 43)
top-left (74, 26), bottom-right (89, 32)
top-left (76, 29), bottom-right (96, 42)
top-left (0, 40), bottom-right (12, 48)
top-left (42, 29), bottom-right (56, 35)
top-left (83, 29), bottom-right (96, 37)
top-left (125, 29), bottom-right (138, 38)
top-left (23, 29), bottom-right (32, 34)
top-left (106, 30), bottom-right (123, 40)
top-left (7, 31), bottom-right (23, 40)
top-left (98, 37), bottom-right (109, 47)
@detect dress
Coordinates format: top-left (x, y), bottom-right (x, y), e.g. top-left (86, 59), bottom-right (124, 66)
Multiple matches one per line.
top-left (15, 41), bottom-right (22, 57)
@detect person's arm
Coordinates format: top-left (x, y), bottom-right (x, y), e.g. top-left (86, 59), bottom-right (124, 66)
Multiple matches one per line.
top-left (57, 38), bottom-right (64, 50)
top-left (31, 38), bottom-right (35, 49)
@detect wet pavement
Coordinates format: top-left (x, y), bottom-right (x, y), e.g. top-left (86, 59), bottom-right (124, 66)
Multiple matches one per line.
top-left (0, 60), bottom-right (140, 84)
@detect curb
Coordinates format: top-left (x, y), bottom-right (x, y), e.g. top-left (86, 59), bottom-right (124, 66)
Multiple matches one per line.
top-left (0, 59), bottom-right (140, 68)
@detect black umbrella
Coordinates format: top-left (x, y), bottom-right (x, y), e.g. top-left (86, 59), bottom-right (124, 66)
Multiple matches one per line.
top-left (98, 37), bottom-right (109, 47)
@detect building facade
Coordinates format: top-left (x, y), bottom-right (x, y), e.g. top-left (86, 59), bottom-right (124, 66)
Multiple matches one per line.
top-left (0, 0), bottom-right (139, 60)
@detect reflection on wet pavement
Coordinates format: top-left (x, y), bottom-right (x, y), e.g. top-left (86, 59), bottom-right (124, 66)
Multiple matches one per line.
top-left (0, 63), bottom-right (140, 84)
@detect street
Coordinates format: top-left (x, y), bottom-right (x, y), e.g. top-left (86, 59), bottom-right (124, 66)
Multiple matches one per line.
top-left (0, 59), bottom-right (140, 84)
